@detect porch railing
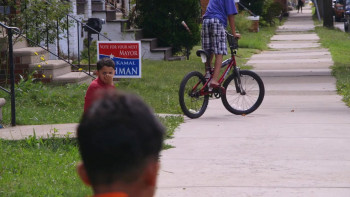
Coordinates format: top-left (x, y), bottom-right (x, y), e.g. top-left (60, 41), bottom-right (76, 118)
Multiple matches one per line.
top-left (0, 22), bottom-right (19, 126)
top-left (0, 0), bottom-right (116, 125)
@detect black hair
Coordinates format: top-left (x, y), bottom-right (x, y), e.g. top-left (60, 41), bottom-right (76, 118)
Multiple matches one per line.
top-left (96, 58), bottom-right (116, 71)
top-left (77, 90), bottom-right (165, 185)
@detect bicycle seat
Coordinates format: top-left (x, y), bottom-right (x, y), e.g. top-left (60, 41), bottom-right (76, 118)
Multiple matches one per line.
top-left (196, 50), bottom-right (210, 63)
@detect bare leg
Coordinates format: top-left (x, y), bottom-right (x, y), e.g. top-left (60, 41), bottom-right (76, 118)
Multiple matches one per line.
top-left (209, 53), bottom-right (214, 68)
top-left (211, 54), bottom-right (223, 85)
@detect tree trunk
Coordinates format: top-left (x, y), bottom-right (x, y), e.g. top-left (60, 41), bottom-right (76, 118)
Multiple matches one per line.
top-left (323, 0), bottom-right (333, 28)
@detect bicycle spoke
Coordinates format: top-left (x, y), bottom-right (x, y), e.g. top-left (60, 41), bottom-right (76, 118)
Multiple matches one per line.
top-left (179, 71), bottom-right (209, 118)
top-left (222, 70), bottom-right (264, 115)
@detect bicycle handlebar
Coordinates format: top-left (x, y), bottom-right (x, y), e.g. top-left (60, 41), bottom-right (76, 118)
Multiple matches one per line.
top-left (225, 31), bottom-right (238, 50)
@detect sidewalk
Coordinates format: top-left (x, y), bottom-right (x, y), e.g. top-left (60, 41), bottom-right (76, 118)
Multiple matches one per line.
top-left (0, 113), bottom-right (176, 140)
top-left (0, 123), bottom-right (78, 140)
top-left (156, 7), bottom-right (350, 197)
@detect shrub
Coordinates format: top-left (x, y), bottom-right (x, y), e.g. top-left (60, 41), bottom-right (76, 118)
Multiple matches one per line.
top-left (135, 0), bottom-right (201, 54)
top-left (0, 0), bottom-right (71, 46)
top-left (234, 11), bottom-right (253, 33)
top-left (239, 0), bottom-right (265, 16)
top-left (261, 0), bottom-right (283, 26)
top-left (80, 39), bottom-right (97, 65)
top-left (239, 0), bottom-right (283, 26)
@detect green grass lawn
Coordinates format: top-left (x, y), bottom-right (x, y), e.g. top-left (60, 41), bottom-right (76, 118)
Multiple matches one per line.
top-left (0, 115), bottom-right (181, 196)
top-left (0, 28), bottom-right (275, 126)
top-left (315, 26), bottom-right (350, 107)
top-left (0, 26), bottom-right (276, 196)
top-left (0, 138), bottom-right (89, 196)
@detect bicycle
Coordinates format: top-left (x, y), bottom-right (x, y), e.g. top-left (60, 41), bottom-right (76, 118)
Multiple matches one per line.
top-left (179, 31), bottom-right (265, 119)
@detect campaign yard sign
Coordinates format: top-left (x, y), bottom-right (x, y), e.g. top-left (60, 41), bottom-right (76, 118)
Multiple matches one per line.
top-left (97, 41), bottom-right (141, 78)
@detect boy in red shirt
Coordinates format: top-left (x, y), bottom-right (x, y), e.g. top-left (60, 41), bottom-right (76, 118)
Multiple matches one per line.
top-left (84, 58), bottom-right (116, 112)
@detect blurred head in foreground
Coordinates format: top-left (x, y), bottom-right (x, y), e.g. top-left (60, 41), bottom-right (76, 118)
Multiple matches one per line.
top-left (77, 89), bottom-right (165, 197)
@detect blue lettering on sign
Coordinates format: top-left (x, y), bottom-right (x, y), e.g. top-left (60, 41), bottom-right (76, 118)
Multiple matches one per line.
top-left (99, 55), bottom-right (140, 76)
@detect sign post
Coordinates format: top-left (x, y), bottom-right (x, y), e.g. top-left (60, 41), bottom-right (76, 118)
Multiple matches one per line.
top-left (97, 41), bottom-right (142, 78)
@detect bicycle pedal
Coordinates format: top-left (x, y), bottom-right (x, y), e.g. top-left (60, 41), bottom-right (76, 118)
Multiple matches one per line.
top-left (214, 92), bottom-right (221, 98)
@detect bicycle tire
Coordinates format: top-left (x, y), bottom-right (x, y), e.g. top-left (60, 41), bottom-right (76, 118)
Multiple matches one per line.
top-left (179, 71), bottom-right (209, 119)
top-left (221, 70), bottom-right (264, 115)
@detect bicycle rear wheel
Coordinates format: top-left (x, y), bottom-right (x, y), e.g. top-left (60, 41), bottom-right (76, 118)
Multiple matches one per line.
top-left (221, 70), bottom-right (264, 115)
top-left (179, 71), bottom-right (209, 119)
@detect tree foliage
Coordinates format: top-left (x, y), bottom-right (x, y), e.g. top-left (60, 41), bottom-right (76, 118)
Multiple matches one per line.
top-left (239, 0), bottom-right (283, 26)
top-left (135, 0), bottom-right (200, 54)
top-left (261, 0), bottom-right (283, 25)
top-left (0, 0), bottom-right (71, 46)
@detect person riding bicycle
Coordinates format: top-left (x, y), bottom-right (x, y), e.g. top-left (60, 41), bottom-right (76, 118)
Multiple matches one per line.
top-left (202, 0), bottom-right (241, 91)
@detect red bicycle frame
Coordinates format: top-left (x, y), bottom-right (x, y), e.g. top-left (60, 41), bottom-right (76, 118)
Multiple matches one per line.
top-left (191, 55), bottom-right (237, 96)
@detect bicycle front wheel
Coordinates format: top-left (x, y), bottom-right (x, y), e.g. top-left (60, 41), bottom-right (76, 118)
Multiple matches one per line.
top-left (221, 70), bottom-right (265, 115)
top-left (179, 71), bottom-right (209, 119)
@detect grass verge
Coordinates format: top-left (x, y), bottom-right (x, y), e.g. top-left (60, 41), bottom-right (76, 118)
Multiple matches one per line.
top-left (0, 27), bottom-right (275, 125)
top-left (0, 25), bottom-right (276, 196)
top-left (0, 115), bottom-right (181, 196)
top-left (315, 26), bottom-right (350, 106)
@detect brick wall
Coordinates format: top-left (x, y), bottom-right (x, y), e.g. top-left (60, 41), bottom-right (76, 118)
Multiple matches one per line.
top-left (0, 52), bottom-right (52, 85)
top-left (200, 0), bottom-right (210, 17)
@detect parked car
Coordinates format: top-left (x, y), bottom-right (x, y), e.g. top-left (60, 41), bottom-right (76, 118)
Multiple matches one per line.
top-left (334, 0), bottom-right (345, 22)
top-left (344, 0), bottom-right (350, 32)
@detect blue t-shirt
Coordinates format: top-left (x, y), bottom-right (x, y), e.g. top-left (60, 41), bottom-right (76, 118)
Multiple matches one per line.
top-left (203, 0), bottom-right (238, 27)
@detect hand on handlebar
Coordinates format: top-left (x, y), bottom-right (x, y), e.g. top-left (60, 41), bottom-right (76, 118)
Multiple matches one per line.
top-left (233, 33), bottom-right (241, 39)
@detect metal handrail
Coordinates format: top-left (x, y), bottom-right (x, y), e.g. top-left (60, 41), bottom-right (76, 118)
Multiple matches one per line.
top-left (21, 0), bottom-right (114, 78)
top-left (0, 22), bottom-right (19, 126)
top-left (42, 0), bottom-right (112, 73)
top-left (65, 14), bottom-right (112, 74)
top-left (67, 14), bottom-right (111, 41)
top-left (0, 1), bottom-right (122, 126)
top-left (44, 0), bottom-right (112, 40)
top-left (103, 0), bottom-right (124, 13)
top-left (238, 2), bottom-right (257, 17)
top-left (19, 31), bottom-right (96, 78)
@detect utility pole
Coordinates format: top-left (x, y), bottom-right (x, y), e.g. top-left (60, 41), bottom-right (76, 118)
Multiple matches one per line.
top-left (323, 0), bottom-right (334, 28)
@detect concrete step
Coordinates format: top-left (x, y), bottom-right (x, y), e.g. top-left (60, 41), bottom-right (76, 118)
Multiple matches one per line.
top-left (13, 47), bottom-right (49, 64)
top-left (249, 62), bottom-right (333, 70)
top-left (268, 40), bottom-right (321, 49)
top-left (257, 48), bottom-right (330, 54)
top-left (0, 35), bottom-right (28, 51)
top-left (124, 29), bottom-right (143, 40)
top-left (106, 10), bottom-right (117, 21)
top-left (275, 31), bottom-right (315, 35)
top-left (249, 51), bottom-right (331, 60)
top-left (52, 72), bottom-right (93, 85)
top-left (141, 38), bottom-right (158, 49)
top-left (261, 75), bottom-right (336, 95)
top-left (140, 38), bottom-right (173, 60)
top-left (152, 47), bottom-right (172, 60)
top-left (253, 69), bottom-right (332, 77)
top-left (29, 60), bottom-right (71, 78)
top-left (247, 58), bottom-right (333, 64)
top-left (276, 27), bottom-right (315, 32)
top-left (270, 34), bottom-right (319, 41)
top-left (116, 12), bottom-right (123, 20)
top-left (91, 1), bottom-right (104, 11)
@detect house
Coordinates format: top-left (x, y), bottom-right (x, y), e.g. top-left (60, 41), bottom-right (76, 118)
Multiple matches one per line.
top-left (0, 0), bottom-right (173, 85)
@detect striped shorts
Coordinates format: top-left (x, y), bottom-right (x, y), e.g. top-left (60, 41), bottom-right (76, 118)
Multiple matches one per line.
top-left (201, 18), bottom-right (227, 55)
